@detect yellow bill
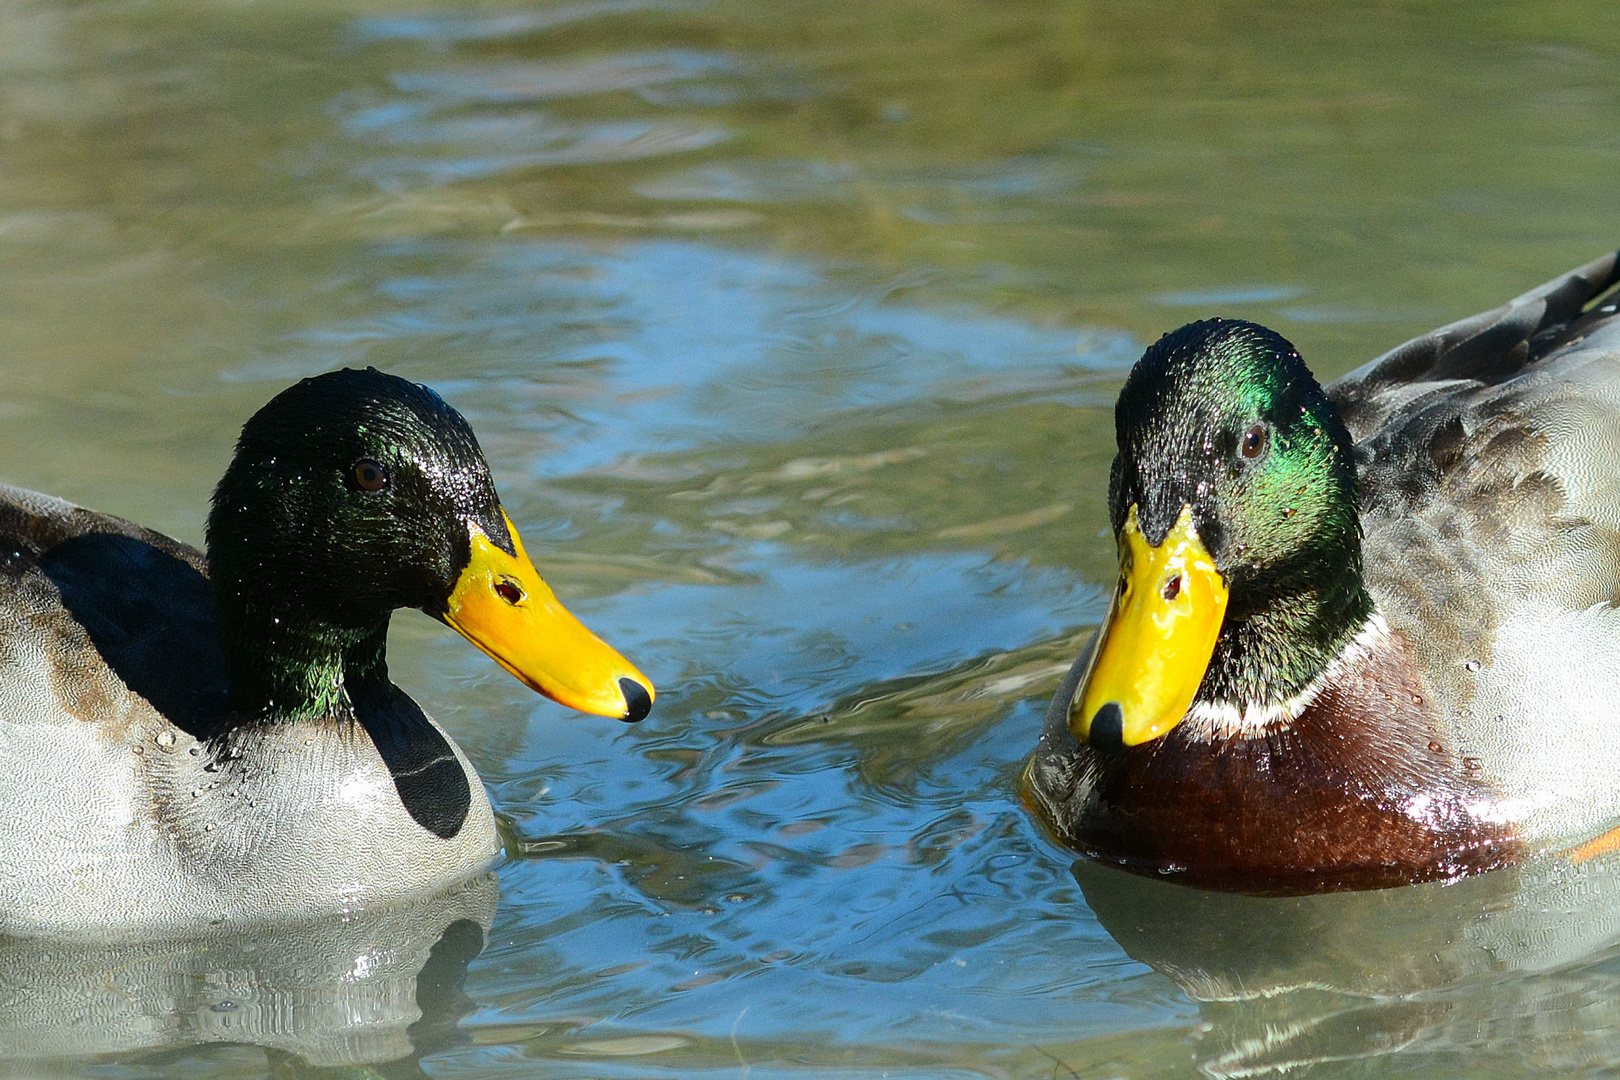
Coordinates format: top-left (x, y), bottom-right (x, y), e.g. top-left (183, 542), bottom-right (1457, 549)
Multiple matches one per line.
top-left (443, 512), bottom-right (654, 722)
top-left (1069, 503), bottom-right (1227, 748)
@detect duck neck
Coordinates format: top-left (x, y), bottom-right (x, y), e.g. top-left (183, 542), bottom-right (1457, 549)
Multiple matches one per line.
top-left (217, 598), bottom-right (391, 723)
top-left (1200, 554), bottom-right (1375, 713)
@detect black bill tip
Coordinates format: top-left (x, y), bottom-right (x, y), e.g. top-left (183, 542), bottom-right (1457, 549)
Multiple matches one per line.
top-left (619, 678), bottom-right (653, 723)
top-left (1087, 701), bottom-right (1125, 754)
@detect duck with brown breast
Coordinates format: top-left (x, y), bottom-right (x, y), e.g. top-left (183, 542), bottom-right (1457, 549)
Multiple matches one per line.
top-left (1027, 249), bottom-right (1620, 893)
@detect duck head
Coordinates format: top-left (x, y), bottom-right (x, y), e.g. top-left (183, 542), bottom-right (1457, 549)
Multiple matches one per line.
top-left (207, 367), bottom-right (653, 724)
top-left (1071, 319), bottom-right (1370, 751)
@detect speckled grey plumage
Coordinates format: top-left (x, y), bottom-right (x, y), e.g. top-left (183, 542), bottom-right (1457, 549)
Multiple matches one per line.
top-left (1329, 250), bottom-right (1620, 844)
top-left (0, 483), bottom-right (498, 937)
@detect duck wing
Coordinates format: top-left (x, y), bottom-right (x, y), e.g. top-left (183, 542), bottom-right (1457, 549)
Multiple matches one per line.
top-left (1328, 252), bottom-right (1620, 847)
top-left (0, 483), bottom-right (229, 736)
top-left (1327, 251), bottom-right (1620, 550)
top-left (1328, 248), bottom-right (1620, 444)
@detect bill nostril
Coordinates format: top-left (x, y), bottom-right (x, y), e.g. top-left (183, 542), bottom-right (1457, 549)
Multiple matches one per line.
top-left (619, 678), bottom-right (652, 723)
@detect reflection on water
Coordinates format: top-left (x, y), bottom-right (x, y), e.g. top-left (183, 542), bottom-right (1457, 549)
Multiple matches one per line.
top-left (1078, 849), bottom-right (1620, 1076)
top-left (1, 0), bottom-right (1620, 1075)
top-left (0, 874), bottom-right (495, 1066)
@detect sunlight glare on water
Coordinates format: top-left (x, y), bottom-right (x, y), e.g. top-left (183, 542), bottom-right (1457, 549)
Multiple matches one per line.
top-left (2, 0), bottom-right (1620, 1076)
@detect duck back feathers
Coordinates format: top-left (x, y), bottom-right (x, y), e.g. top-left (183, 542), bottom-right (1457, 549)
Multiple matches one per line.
top-left (1338, 251), bottom-right (1620, 848)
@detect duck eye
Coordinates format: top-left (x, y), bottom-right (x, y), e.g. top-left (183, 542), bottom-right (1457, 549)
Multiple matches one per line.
top-left (352, 459), bottom-right (389, 492)
top-left (1240, 424), bottom-right (1268, 460)
top-left (494, 576), bottom-right (525, 605)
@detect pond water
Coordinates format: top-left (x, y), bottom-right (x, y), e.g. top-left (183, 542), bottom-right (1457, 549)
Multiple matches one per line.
top-left (3, 0), bottom-right (1620, 1076)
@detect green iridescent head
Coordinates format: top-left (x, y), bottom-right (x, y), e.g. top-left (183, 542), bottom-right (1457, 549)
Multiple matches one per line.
top-left (1114, 319), bottom-right (1358, 584)
top-left (1107, 318), bottom-right (1370, 713)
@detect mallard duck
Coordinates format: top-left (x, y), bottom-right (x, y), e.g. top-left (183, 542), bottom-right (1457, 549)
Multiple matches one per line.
top-left (1026, 249), bottom-right (1620, 893)
top-left (0, 367), bottom-right (653, 935)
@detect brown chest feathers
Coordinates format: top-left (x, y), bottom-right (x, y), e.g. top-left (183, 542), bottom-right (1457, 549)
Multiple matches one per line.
top-left (1027, 631), bottom-right (1520, 894)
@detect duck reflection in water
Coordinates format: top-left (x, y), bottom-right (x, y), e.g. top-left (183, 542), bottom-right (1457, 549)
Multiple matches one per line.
top-left (1077, 847), bottom-right (1620, 1077)
top-left (0, 874), bottom-right (495, 1066)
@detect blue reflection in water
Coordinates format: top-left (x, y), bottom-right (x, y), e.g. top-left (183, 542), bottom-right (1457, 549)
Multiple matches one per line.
top-left (352, 1), bottom-right (705, 46)
top-left (249, 238), bottom-right (1137, 474)
top-left (585, 551), bottom-right (1098, 719)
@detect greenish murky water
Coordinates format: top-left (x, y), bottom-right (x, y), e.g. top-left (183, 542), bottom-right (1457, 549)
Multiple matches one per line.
top-left (3, 0), bottom-right (1620, 1075)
